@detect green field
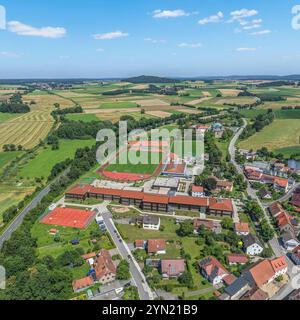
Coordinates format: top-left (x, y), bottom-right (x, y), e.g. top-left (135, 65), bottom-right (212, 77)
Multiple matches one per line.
top-left (0, 113), bottom-right (20, 123)
top-left (274, 109), bottom-right (300, 119)
top-left (239, 119), bottom-right (300, 151)
top-left (275, 146), bottom-right (300, 158)
top-left (0, 151), bottom-right (23, 173)
top-left (105, 150), bottom-right (162, 175)
top-left (65, 113), bottom-right (99, 122)
top-left (100, 101), bottom-right (138, 109)
top-left (18, 139), bottom-right (95, 179)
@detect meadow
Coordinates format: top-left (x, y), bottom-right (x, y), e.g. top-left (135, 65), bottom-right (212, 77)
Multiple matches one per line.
top-left (17, 139), bottom-right (95, 180)
top-left (239, 119), bottom-right (300, 151)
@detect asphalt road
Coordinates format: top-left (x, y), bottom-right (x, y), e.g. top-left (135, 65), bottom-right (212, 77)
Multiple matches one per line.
top-left (100, 206), bottom-right (153, 300)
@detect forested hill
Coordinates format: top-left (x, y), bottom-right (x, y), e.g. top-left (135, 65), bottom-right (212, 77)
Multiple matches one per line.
top-left (122, 75), bottom-right (178, 84)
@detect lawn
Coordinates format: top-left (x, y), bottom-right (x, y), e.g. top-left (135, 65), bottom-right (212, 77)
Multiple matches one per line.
top-left (239, 119), bottom-right (300, 151)
top-left (17, 139), bottom-right (95, 179)
top-left (275, 146), bottom-right (300, 158)
top-left (31, 220), bottom-right (115, 258)
top-left (105, 150), bottom-right (162, 175)
top-left (116, 217), bottom-right (180, 243)
top-left (238, 109), bottom-right (267, 119)
top-left (100, 102), bottom-right (138, 109)
top-left (215, 140), bottom-right (230, 160)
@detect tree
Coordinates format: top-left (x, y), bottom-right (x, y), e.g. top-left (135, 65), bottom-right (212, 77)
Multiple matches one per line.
top-left (203, 177), bottom-right (218, 191)
top-left (116, 260), bottom-right (130, 280)
top-left (260, 219), bottom-right (274, 242)
top-left (177, 220), bottom-right (194, 237)
top-left (221, 218), bottom-right (234, 230)
top-left (178, 271), bottom-right (193, 288)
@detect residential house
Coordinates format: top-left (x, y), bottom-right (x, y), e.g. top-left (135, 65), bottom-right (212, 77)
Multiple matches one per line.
top-left (281, 231), bottom-right (299, 252)
top-left (135, 240), bottom-right (146, 250)
top-left (224, 277), bottom-right (251, 300)
top-left (143, 216), bottom-right (161, 231)
top-left (235, 222), bottom-right (250, 236)
top-left (193, 218), bottom-right (221, 234)
top-left (227, 254), bottom-right (249, 266)
top-left (290, 245), bottom-right (300, 266)
top-left (268, 202), bottom-right (285, 218)
top-left (242, 256), bottom-right (288, 288)
top-left (147, 239), bottom-right (166, 255)
top-left (223, 274), bottom-right (238, 286)
top-left (216, 180), bottom-right (234, 193)
top-left (258, 188), bottom-right (272, 200)
top-left (161, 259), bottom-right (185, 278)
top-left (199, 256), bottom-right (230, 286)
top-left (273, 177), bottom-right (289, 193)
top-left (212, 122), bottom-right (225, 138)
top-left (291, 188), bottom-right (300, 207)
top-left (191, 185), bottom-right (205, 198)
top-left (243, 234), bottom-right (264, 256)
top-left (72, 276), bottom-right (94, 293)
top-left (241, 287), bottom-right (269, 300)
top-left (93, 249), bottom-right (116, 284)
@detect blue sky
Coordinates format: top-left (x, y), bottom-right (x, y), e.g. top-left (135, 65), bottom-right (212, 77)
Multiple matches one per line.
top-left (0, 0), bottom-right (300, 78)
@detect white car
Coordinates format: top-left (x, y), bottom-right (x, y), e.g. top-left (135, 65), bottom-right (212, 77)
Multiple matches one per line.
top-left (49, 204), bottom-right (57, 211)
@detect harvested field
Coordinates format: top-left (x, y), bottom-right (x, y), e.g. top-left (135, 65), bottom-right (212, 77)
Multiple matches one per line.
top-left (134, 99), bottom-right (170, 107)
top-left (0, 111), bottom-right (54, 150)
top-left (219, 89), bottom-right (242, 96)
top-left (177, 108), bottom-right (202, 114)
top-left (186, 97), bottom-right (212, 106)
top-left (146, 110), bottom-right (172, 118)
top-left (84, 108), bottom-right (140, 114)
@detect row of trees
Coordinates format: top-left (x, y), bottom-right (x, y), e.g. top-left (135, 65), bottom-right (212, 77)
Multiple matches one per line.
top-left (0, 93), bottom-right (30, 113)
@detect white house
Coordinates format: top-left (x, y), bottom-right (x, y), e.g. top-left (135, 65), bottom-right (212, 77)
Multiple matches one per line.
top-left (191, 185), bottom-right (205, 198)
top-left (143, 216), bottom-right (161, 231)
top-left (243, 234), bottom-right (264, 256)
top-left (281, 231), bottom-right (300, 252)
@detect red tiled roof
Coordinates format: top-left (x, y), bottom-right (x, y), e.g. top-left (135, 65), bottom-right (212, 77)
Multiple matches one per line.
top-left (93, 249), bottom-right (116, 280)
top-left (235, 222), bottom-right (250, 233)
top-left (270, 256), bottom-right (288, 273)
top-left (269, 202), bottom-right (284, 217)
top-left (72, 276), bottom-right (94, 292)
top-left (274, 178), bottom-right (288, 188)
top-left (194, 219), bottom-right (214, 230)
top-left (200, 256), bottom-right (229, 278)
top-left (135, 240), bottom-right (145, 248)
top-left (170, 195), bottom-right (209, 207)
top-left (147, 239), bottom-right (166, 253)
top-left (247, 260), bottom-right (275, 287)
top-left (209, 198), bottom-right (233, 212)
top-left (276, 212), bottom-right (291, 228)
top-left (223, 274), bottom-right (237, 286)
top-left (228, 254), bottom-right (248, 264)
top-left (82, 252), bottom-right (97, 260)
top-left (192, 185), bottom-right (204, 193)
top-left (143, 193), bottom-right (169, 204)
top-left (161, 259), bottom-right (185, 276)
top-left (291, 193), bottom-right (300, 207)
top-left (66, 184), bottom-right (91, 196)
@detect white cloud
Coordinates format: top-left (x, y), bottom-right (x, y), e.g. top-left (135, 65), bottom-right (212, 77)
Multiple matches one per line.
top-left (7, 21), bottom-right (66, 38)
top-left (250, 29), bottom-right (271, 35)
top-left (236, 47), bottom-right (257, 52)
top-left (229, 9), bottom-right (258, 22)
top-left (93, 31), bottom-right (129, 40)
top-left (178, 42), bottom-right (202, 48)
top-left (0, 51), bottom-right (22, 58)
top-left (153, 9), bottom-right (190, 18)
top-left (198, 12), bottom-right (224, 25)
top-left (241, 18), bottom-right (262, 30)
top-left (144, 38), bottom-right (166, 43)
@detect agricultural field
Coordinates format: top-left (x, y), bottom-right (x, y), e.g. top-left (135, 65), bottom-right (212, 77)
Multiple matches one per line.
top-left (17, 139), bottom-right (95, 180)
top-left (239, 119), bottom-right (300, 151)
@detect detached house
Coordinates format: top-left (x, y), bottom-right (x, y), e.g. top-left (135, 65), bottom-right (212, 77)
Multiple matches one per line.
top-left (161, 259), bottom-right (185, 278)
top-left (191, 185), bottom-right (205, 198)
top-left (234, 222), bottom-right (250, 236)
top-left (243, 234), bottom-right (264, 256)
top-left (93, 249), bottom-right (117, 284)
top-left (147, 239), bottom-right (166, 255)
top-left (199, 256), bottom-right (230, 286)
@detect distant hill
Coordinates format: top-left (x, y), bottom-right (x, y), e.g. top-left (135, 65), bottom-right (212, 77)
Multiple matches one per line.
top-left (122, 75), bottom-right (178, 84)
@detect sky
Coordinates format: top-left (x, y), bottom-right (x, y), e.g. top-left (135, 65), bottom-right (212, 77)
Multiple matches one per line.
top-left (0, 0), bottom-right (300, 78)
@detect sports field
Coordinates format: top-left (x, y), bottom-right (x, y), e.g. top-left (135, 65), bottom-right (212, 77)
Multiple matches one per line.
top-left (239, 119), bottom-right (300, 151)
top-left (105, 150), bottom-right (163, 175)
